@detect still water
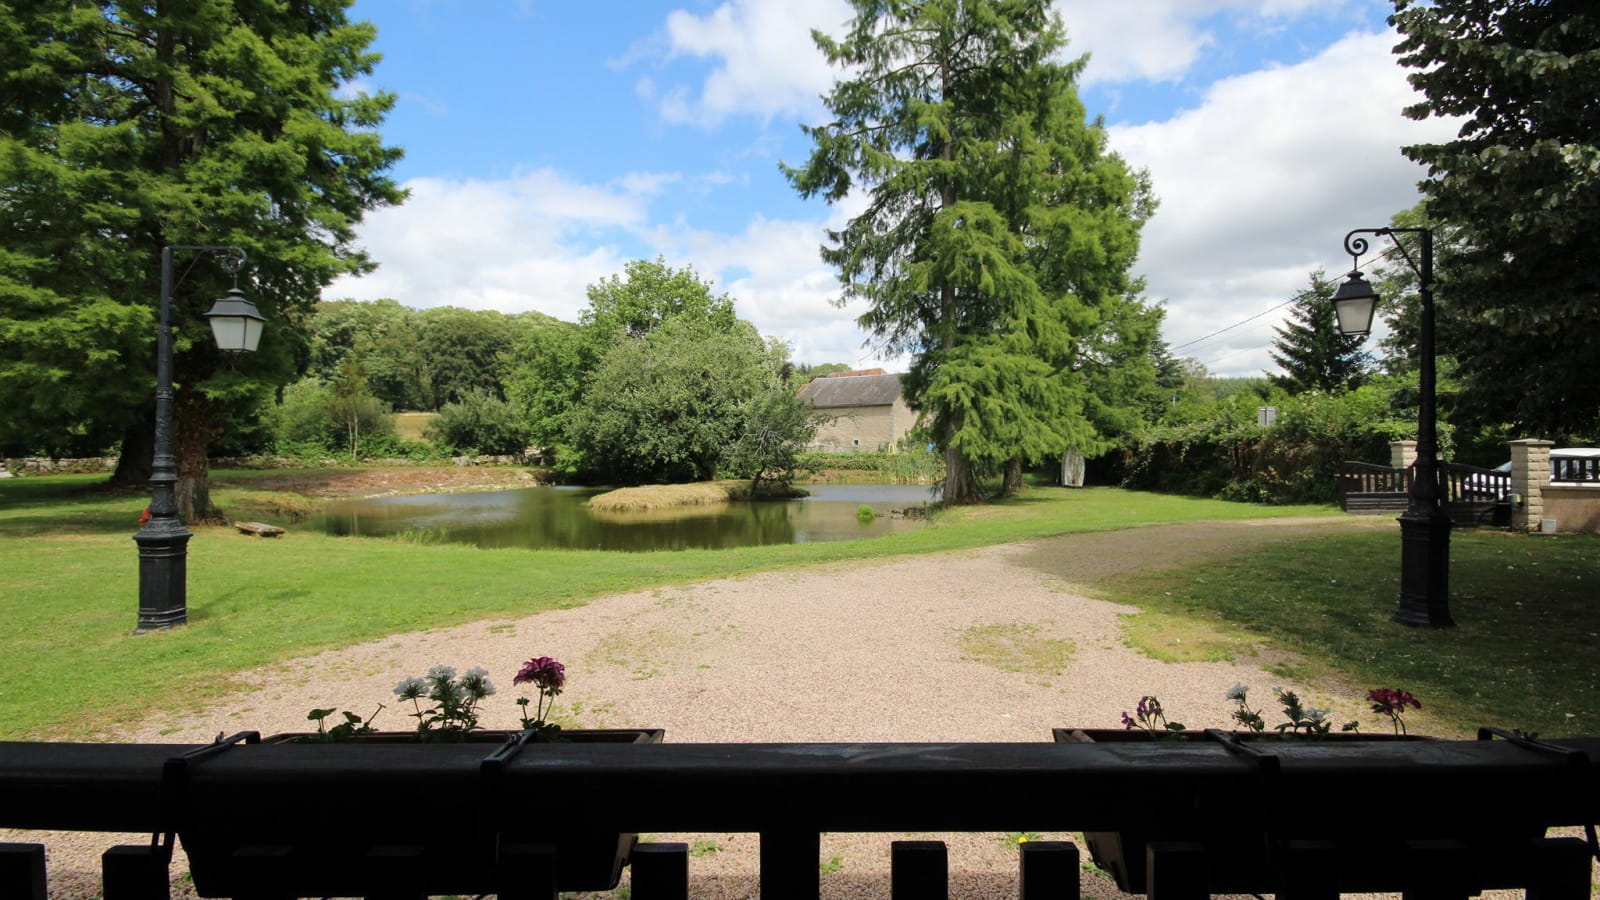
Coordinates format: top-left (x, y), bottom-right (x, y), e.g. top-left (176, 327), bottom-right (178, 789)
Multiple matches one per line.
top-left (308, 483), bottom-right (936, 551)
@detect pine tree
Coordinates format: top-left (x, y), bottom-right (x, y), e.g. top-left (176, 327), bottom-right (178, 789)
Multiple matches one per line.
top-left (1268, 272), bottom-right (1369, 395)
top-left (0, 1), bottom-right (403, 519)
top-left (1392, 0), bottom-right (1600, 434)
top-left (784, 0), bottom-right (1154, 503)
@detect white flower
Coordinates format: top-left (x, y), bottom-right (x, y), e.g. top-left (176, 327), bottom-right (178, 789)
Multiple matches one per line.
top-left (393, 676), bottom-right (426, 699)
top-left (1225, 683), bottom-right (1249, 702)
top-left (461, 667), bottom-right (495, 697)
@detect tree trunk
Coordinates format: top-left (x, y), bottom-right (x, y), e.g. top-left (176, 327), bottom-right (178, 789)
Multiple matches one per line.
top-left (1001, 457), bottom-right (1023, 496)
top-left (174, 391), bottom-right (223, 524)
top-left (110, 415), bottom-right (154, 488)
top-left (941, 420), bottom-right (981, 504)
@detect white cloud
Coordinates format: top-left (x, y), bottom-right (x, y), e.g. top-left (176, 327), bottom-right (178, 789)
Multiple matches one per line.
top-left (638, 190), bottom-right (898, 369)
top-left (1058, 4), bottom-right (1214, 84)
top-left (638, 0), bottom-right (1366, 125)
top-left (1108, 29), bottom-right (1459, 376)
top-left (649, 0), bottom-right (851, 127)
top-left (325, 169), bottom-right (651, 321)
top-left (1059, 1), bottom-right (1362, 85)
top-left (325, 167), bottom-right (892, 368)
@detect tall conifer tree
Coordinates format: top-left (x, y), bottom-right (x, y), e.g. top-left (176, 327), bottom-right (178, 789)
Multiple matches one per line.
top-left (1392, 1), bottom-right (1600, 434)
top-left (1268, 272), bottom-right (1369, 395)
top-left (785, 0), bottom-right (1154, 503)
top-left (0, 1), bottom-right (403, 519)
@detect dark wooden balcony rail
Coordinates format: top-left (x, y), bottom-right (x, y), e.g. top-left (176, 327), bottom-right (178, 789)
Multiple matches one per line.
top-left (1552, 455), bottom-right (1600, 484)
top-left (1, 732), bottom-right (1597, 899)
top-left (1338, 460), bottom-right (1413, 496)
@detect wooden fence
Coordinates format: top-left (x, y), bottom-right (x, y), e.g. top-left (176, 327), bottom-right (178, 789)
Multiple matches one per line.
top-left (1, 730), bottom-right (1596, 899)
top-left (1339, 461), bottom-right (1512, 525)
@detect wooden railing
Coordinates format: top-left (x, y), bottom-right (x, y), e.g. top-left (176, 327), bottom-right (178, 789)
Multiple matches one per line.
top-left (1337, 461), bottom-right (1412, 513)
top-left (1441, 461), bottom-right (1511, 502)
top-left (1553, 455), bottom-right (1600, 485)
top-left (1, 731), bottom-right (1597, 899)
top-left (1339, 461), bottom-right (1516, 525)
top-left (1338, 461), bottom-right (1412, 496)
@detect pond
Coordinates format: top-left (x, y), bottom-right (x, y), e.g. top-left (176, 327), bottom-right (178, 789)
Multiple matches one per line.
top-left (307, 483), bottom-right (937, 551)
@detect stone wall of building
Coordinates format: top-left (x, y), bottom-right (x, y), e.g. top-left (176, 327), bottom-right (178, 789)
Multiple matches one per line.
top-left (1541, 486), bottom-right (1600, 534)
top-left (809, 395), bottom-right (915, 453)
top-left (1507, 439), bottom-right (1600, 533)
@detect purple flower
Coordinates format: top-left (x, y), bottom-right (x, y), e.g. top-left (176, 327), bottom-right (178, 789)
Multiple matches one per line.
top-left (514, 656), bottom-right (566, 693)
top-left (1121, 711), bottom-right (1136, 729)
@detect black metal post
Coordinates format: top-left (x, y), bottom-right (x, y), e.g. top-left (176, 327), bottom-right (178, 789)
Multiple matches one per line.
top-left (1342, 228), bottom-right (1452, 627)
top-left (133, 245), bottom-right (246, 633)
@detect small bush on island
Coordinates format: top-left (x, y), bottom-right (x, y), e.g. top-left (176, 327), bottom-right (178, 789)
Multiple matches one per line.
top-left (587, 479), bottom-right (804, 513)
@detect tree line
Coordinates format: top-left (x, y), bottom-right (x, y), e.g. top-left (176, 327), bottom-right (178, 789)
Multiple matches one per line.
top-left (262, 258), bottom-right (829, 487)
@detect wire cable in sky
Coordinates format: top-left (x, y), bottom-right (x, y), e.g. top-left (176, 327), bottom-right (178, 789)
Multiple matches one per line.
top-left (1171, 242), bottom-right (1412, 355)
top-left (1198, 344), bottom-right (1265, 370)
top-left (1170, 299), bottom-right (1294, 352)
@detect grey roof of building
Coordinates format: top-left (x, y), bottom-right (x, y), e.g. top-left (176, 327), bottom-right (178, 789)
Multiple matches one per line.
top-left (797, 373), bottom-right (903, 408)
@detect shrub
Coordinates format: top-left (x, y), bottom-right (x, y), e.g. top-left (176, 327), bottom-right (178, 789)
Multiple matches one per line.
top-left (426, 389), bottom-right (531, 456)
top-left (795, 448), bottom-right (944, 484)
top-left (264, 378), bottom-right (397, 458)
top-left (1120, 375), bottom-right (1439, 504)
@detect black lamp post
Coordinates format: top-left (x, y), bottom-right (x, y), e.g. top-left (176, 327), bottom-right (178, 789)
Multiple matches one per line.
top-left (1332, 228), bottom-right (1453, 628)
top-left (134, 245), bottom-right (264, 634)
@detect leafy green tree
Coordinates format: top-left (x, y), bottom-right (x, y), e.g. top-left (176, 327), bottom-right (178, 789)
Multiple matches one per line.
top-left (785, 0), bottom-right (1153, 503)
top-left (505, 322), bottom-right (586, 465)
top-left (582, 256), bottom-right (738, 344)
top-left (326, 362), bottom-right (390, 456)
top-left (795, 362), bottom-right (854, 383)
top-left (506, 258), bottom-right (741, 472)
top-left (0, 1), bottom-right (403, 520)
top-left (723, 385), bottom-right (832, 491)
top-left (568, 317), bottom-right (785, 483)
top-left (266, 377), bottom-right (392, 456)
top-left (427, 389), bottom-right (531, 456)
top-left (1392, 0), bottom-right (1600, 434)
top-left (1268, 271), bottom-right (1370, 395)
top-left (307, 299), bottom-right (428, 410)
top-left (415, 307), bottom-right (522, 408)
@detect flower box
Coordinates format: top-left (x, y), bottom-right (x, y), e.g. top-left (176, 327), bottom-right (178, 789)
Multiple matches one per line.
top-left (181, 727), bottom-right (663, 898)
top-left (1053, 726), bottom-right (1435, 894)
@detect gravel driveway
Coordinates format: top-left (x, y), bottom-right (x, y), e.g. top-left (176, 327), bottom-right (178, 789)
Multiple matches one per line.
top-left (15, 515), bottom-right (1472, 899)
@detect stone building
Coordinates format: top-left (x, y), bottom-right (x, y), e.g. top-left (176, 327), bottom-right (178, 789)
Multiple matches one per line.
top-left (797, 370), bottom-right (916, 453)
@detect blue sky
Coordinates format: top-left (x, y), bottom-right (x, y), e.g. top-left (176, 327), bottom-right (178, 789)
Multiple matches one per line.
top-left (330, 0), bottom-right (1457, 377)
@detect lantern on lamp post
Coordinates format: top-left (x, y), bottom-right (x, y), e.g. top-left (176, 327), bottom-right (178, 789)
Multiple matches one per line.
top-left (134, 245), bottom-right (264, 633)
top-left (1333, 228), bottom-right (1452, 628)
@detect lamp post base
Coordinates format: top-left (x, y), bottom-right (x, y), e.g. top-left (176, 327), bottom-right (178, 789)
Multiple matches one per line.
top-left (133, 525), bottom-right (192, 633)
top-left (1393, 509), bottom-right (1453, 628)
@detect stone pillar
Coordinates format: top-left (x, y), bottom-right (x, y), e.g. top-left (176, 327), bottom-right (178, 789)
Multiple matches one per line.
top-left (1390, 440), bottom-right (1417, 470)
top-left (1509, 439), bottom-right (1554, 531)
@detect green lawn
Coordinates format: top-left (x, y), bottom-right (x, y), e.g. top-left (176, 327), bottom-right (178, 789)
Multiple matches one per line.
top-left (1096, 528), bottom-right (1600, 738)
top-left (0, 473), bottom-right (1335, 739)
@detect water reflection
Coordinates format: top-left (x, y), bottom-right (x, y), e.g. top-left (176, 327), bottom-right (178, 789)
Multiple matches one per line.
top-left (309, 484), bottom-right (935, 551)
